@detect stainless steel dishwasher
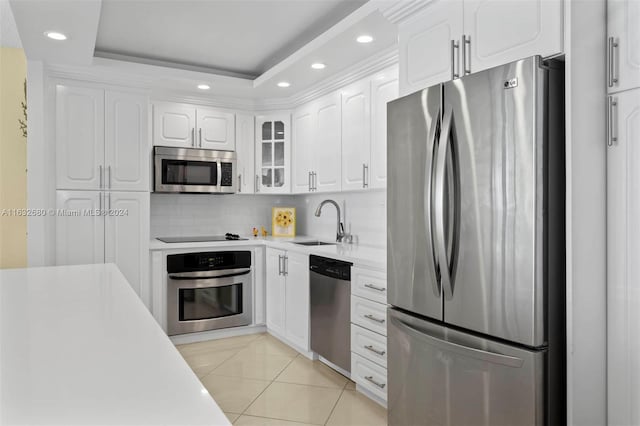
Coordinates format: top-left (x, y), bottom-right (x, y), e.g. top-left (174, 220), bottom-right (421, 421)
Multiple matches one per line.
top-left (310, 255), bottom-right (352, 373)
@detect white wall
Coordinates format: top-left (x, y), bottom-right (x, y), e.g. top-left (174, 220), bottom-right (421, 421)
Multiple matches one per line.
top-left (150, 190), bottom-right (387, 248)
top-left (564, 0), bottom-right (607, 424)
top-left (294, 189), bottom-right (386, 247)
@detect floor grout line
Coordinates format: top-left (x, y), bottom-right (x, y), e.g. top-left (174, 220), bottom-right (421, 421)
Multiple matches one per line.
top-left (323, 386), bottom-right (346, 426)
top-left (238, 353), bottom-right (299, 418)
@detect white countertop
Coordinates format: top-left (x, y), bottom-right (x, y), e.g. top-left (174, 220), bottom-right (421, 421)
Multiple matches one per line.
top-left (149, 236), bottom-right (386, 270)
top-left (0, 263), bottom-right (230, 426)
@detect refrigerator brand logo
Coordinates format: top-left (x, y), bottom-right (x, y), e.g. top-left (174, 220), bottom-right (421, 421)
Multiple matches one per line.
top-left (504, 78), bottom-right (518, 89)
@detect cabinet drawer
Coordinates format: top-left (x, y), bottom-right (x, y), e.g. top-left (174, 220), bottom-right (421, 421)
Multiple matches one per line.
top-left (351, 324), bottom-right (387, 368)
top-left (352, 267), bottom-right (387, 304)
top-left (351, 295), bottom-right (387, 336)
top-left (351, 352), bottom-right (387, 401)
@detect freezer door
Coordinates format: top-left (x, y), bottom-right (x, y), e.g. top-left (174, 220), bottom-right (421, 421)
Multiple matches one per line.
top-left (387, 86), bottom-right (443, 320)
top-left (388, 308), bottom-right (545, 426)
top-left (439, 56), bottom-right (547, 347)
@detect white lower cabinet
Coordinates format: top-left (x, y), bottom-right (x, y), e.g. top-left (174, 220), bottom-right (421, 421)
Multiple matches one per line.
top-left (265, 248), bottom-right (310, 352)
top-left (352, 353), bottom-right (388, 401)
top-left (350, 265), bottom-right (388, 404)
top-left (55, 190), bottom-right (150, 303)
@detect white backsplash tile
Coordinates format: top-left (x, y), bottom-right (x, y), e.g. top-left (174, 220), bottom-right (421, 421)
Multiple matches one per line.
top-left (150, 190), bottom-right (386, 248)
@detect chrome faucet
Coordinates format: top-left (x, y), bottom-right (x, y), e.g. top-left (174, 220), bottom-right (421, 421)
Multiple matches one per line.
top-left (314, 199), bottom-right (346, 242)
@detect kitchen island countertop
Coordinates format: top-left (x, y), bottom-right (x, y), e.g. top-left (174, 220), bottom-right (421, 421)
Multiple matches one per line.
top-left (0, 263), bottom-right (230, 426)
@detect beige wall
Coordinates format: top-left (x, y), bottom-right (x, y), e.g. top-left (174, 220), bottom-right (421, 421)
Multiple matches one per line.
top-left (0, 47), bottom-right (27, 268)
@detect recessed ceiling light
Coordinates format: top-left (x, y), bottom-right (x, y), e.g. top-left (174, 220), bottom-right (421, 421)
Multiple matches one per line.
top-left (356, 35), bottom-right (373, 43)
top-left (197, 84), bottom-right (210, 90)
top-left (277, 81), bottom-right (291, 88)
top-left (311, 63), bottom-right (326, 70)
top-left (45, 31), bottom-right (67, 41)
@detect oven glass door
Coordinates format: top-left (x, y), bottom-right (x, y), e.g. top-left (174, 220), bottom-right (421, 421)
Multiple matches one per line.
top-left (179, 284), bottom-right (242, 321)
top-left (162, 159), bottom-right (218, 187)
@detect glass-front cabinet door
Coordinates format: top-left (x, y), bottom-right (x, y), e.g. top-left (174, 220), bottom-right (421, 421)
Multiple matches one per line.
top-left (255, 113), bottom-right (291, 193)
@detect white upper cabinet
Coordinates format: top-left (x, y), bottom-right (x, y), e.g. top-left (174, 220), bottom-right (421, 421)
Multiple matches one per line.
top-left (462, 0), bottom-right (563, 75)
top-left (341, 80), bottom-right (371, 191)
top-left (607, 0), bottom-right (640, 94)
top-left (314, 92), bottom-right (342, 193)
top-left (399, 0), bottom-right (563, 95)
top-left (152, 102), bottom-right (196, 148)
top-left (196, 108), bottom-right (235, 151)
top-left (56, 85), bottom-right (148, 192)
top-left (607, 88), bottom-right (640, 426)
top-left (399, 0), bottom-right (463, 96)
top-left (105, 91), bottom-right (149, 191)
top-left (255, 113), bottom-right (291, 194)
top-left (284, 252), bottom-right (310, 351)
top-left (236, 113), bottom-right (256, 194)
top-left (292, 105), bottom-right (315, 193)
top-left (104, 191), bottom-right (150, 301)
top-left (55, 190), bottom-right (104, 265)
top-left (56, 85), bottom-right (105, 190)
top-left (370, 68), bottom-right (399, 189)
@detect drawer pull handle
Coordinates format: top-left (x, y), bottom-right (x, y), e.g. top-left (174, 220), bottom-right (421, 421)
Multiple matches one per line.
top-left (364, 283), bottom-right (386, 292)
top-left (364, 345), bottom-right (386, 356)
top-left (364, 375), bottom-right (386, 389)
top-left (364, 314), bottom-right (385, 324)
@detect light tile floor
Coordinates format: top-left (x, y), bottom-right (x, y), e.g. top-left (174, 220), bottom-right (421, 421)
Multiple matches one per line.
top-left (176, 333), bottom-right (387, 426)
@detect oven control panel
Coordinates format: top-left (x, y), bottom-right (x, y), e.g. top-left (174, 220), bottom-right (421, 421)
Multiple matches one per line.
top-left (167, 251), bottom-right (251, 273)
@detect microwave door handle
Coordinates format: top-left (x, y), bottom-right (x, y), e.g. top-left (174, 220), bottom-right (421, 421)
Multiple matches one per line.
top-left (217, 162), bottom-right (222, 188)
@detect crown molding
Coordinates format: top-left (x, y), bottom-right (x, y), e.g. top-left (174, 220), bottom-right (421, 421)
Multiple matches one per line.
top-left (44, 45), bottom-right (399, 112)
top-left (378, 0), bottom-right (433, 24)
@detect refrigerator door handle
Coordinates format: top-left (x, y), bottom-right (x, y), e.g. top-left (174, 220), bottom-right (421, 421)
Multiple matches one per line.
top-left (425, 108), bottom-right (441, 297)
top-left (389, 316), bottom-right (524, 368)
top-left (434, 106), bottom-right (458, 300)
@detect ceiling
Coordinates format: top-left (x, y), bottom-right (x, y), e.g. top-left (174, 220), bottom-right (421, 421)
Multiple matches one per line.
top-left (0, 0), bottom-right (22, 48)
top-left (95, 0), bottom-right (367, 78)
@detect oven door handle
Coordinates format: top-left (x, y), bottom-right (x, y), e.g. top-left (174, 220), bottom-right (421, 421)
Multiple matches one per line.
top-left (168, 268), bottom-right (251, 280)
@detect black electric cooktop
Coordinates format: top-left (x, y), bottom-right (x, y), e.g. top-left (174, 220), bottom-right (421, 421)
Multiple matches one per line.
top-left (157, 234), bottom-right (248, 243)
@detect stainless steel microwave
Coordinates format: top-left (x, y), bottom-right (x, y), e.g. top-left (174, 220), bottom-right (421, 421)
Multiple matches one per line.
top-left (154, 146), bottom-right (236, 194)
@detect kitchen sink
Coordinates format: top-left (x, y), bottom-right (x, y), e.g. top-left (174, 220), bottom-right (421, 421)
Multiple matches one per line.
top-left (293, 241), bottom-right (336, 246)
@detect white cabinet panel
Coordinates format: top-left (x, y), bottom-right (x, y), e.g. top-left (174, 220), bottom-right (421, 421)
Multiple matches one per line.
top-left (152, 102), bottom-right (196, 148)
top-left (236, 114), bottom-right (255, 194)
top-left (399, 0), bottom-right (463, 96)
top-left (351, 295), bottom-right (388, 337)
top-left (341, 80), bottom-right (371, 191)
top-left (266, 248), bottom-right (286, 335)
top-left (197, 108), bottom-right (235, 151)
top-left (463, 0), bottom-right (563, 75)
top-left (351, 324), bottom-right (388, 368)
top-left (608, 88), bottom-right (640, 426)
top-left (55, 191), bottom-right (104, 265)
top-left (284, 252), bottom-right (310, 351)
top-left (352, 267), bottom-right (387, 304)
top-left (608, 0), bottom-right (640, 94)
top-left (370, 69), bottom-right (399, 189)
top-left (314, 92), bottom-right (342, 193)
top-left (253, 247), bottom-right (266, 325)
top-left (292, 106), bottom-right (315, 193)
top-left (105, 91), bottom-right (149, 191)
top-left (105, 192), bottom-right (149, 300)
top-left (56, 85), bottom-right (105, 190)
top-left (351, 353), bottom-right (387, 401)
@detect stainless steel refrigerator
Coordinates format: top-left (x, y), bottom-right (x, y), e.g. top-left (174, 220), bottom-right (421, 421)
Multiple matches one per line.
top-left (387, 56), bottom-right (565, 426)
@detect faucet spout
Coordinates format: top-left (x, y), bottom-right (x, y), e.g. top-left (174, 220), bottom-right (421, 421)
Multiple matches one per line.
top-left (314, 199), bottom-right (345, 242)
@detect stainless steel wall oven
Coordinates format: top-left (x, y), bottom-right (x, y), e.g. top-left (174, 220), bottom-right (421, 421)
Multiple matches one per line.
top-left (167, 251), bottom-right (252, 335)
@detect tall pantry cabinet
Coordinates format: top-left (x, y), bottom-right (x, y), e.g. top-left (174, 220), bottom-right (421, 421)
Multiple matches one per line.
top-left (55, 82), bottom-right (150, 305)
top-left (607, 2), bottom-right (640, 425)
